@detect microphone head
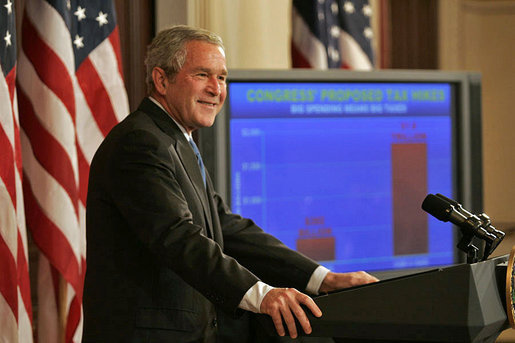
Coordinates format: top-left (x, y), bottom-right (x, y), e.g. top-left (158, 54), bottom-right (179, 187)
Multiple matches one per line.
top-left (435, 193), bottom-right (458, 207)
top-left (421, 194), bottom-right (452, 222)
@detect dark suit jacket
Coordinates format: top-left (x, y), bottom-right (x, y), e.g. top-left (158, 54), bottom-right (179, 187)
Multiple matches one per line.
top-left (82, 98), bottom-right (319, 343)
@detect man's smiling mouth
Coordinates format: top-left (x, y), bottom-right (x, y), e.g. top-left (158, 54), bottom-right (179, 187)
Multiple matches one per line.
top-left (198, 100), bottom-right (217, 107)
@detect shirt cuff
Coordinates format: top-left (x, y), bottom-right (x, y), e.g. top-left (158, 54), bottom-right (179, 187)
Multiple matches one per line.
top-left (238, 266), bottom-right (330, 313)
top-left (305, 265), bottom-right (330, 295)
top-left (238, 281), bottom-right (275, 313)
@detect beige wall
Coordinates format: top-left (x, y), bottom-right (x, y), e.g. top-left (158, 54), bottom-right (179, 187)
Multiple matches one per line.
top-left (156, 0), bottom-right (292, 68)
top-left (439, 0), bottom-right (515, 228)
top-left (440, 2), bottom-right (515, 340)
top-left (439, 7), bottom-right (515, 337)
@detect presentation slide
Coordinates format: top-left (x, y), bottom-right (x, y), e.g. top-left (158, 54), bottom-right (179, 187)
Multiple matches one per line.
top-left (229, 82), bottom-right (455, 272)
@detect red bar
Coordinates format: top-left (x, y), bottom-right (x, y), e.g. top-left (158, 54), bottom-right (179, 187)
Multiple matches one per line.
top-left (296, 237), bottom-right (335, 261)
top-left (392, 143), bottom-right (428, 255)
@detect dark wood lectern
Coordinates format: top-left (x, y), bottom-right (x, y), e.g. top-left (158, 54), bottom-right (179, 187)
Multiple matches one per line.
top-left (256, 255), bottom-right (510, 342)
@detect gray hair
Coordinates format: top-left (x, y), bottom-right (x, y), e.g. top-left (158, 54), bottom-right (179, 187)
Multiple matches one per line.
top-left (144, 25), bottom-right (225, 95)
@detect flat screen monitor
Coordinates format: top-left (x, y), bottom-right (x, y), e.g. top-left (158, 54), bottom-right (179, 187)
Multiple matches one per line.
top-left (199, 69), bottom-right (482, 276)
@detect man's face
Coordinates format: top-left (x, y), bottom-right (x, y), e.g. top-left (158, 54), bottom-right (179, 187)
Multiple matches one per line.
top-left (160, 40), bottom-right (227, 133)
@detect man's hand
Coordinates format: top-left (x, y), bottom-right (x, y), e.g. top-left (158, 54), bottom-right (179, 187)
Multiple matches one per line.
top-left (260, 288), bottom-right (322, 339)
top-left (319, 271), bottom-right (379, 293)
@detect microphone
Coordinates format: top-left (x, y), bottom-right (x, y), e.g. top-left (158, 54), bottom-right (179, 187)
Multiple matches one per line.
top-left (433, 193), bottom-right (505, 244)
top-left (421, 194), bottom-right (504, 261)
top-left (421, 194), bottom-right (495, 241)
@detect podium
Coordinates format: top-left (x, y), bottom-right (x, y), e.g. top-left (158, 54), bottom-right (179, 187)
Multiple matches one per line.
top-left (256, 255), bottom-right (511, 342)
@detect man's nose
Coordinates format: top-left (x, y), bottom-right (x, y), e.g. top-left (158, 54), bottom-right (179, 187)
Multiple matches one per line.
top-left (206, 76), bottom-right (221, 96)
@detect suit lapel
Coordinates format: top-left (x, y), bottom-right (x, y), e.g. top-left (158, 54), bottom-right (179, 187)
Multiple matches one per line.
top-left (175, 139), bottom-right (215, 238)
top-left (205, 176), bottom-right (223, 247)
top-left (138, 98), bottom-right (215, 239)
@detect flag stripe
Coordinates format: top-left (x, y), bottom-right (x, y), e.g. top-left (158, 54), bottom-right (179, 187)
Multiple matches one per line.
top-left (5, 70), bottom-right (16, 116)
top-left (0, 181), bottom-right (17, 260)
top-left (290, 42), bottom-right (312, 68)
top-left (0, 293), bottom-right (18, 342)
top-left (78, 148), bottom-right (89, 206)
top-left (18, 52), bottom-right (78, 177)
top-left (65, 295), bottom-right (82, 343)
top-left (339, 30), bottom-right (373, 69)
top-left (0, 71), bottom-right (15, 140)
top-left (0, 127), bottom-right (16, 203)
top-left (0, 71), bottom-right (16, 181)
top-left (25, 0), bottom-right (75, 73)
top-left (0, 216), bottom-right (18, 317)
top-left (76, 58), bottom-right (119, 136)
top-left (15, 162), bottom-right (33, 342)
top-left (292, 6), bottom-right (328, 68)
top-left (17, 233), bottom-right (32, 320)
top-left (89, 35), bottom-right (129, 123)
top-left (12, 111), bottom-right (23, 181)
top-left (75, 90), bottom-right (105, 163)
top-left (20, 128), bottom-right (81, 262)
top-left (18, 88), bottom-right (79, 215)
top-left (22, 173), bottom-right (81, 291)
top-left (108, 26), bottom-right (124, 82)
top-left (21, 13), bottom-right (76, 122)
top-left (17, 292), bottom-right (33, 342)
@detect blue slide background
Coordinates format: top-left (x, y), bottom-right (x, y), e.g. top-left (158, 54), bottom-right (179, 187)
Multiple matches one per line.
top-left (229, 82), bottom-right (455, 273)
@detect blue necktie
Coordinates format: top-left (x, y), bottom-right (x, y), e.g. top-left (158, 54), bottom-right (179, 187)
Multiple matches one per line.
top-left (188, 138), bottom-right (207, 187)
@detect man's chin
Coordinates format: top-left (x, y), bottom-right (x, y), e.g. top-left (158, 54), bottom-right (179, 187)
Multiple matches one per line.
top-left (197, 117), bottom-right (217, 129)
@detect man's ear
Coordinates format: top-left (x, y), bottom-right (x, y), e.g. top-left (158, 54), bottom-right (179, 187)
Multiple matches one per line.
top-left (152, 67), bottom-right (168, 95)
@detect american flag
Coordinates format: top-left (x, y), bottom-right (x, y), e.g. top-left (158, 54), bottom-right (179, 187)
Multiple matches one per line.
top-left (0, 0), bottom-right (34, 342)
top-left (292, 0), bottom-right (374, 69)
top-left (16, 0), bottom-right (128, 342)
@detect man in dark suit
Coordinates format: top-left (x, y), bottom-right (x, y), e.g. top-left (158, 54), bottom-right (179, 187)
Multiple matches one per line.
top-left (82, 25), bottom-right (377, 343)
